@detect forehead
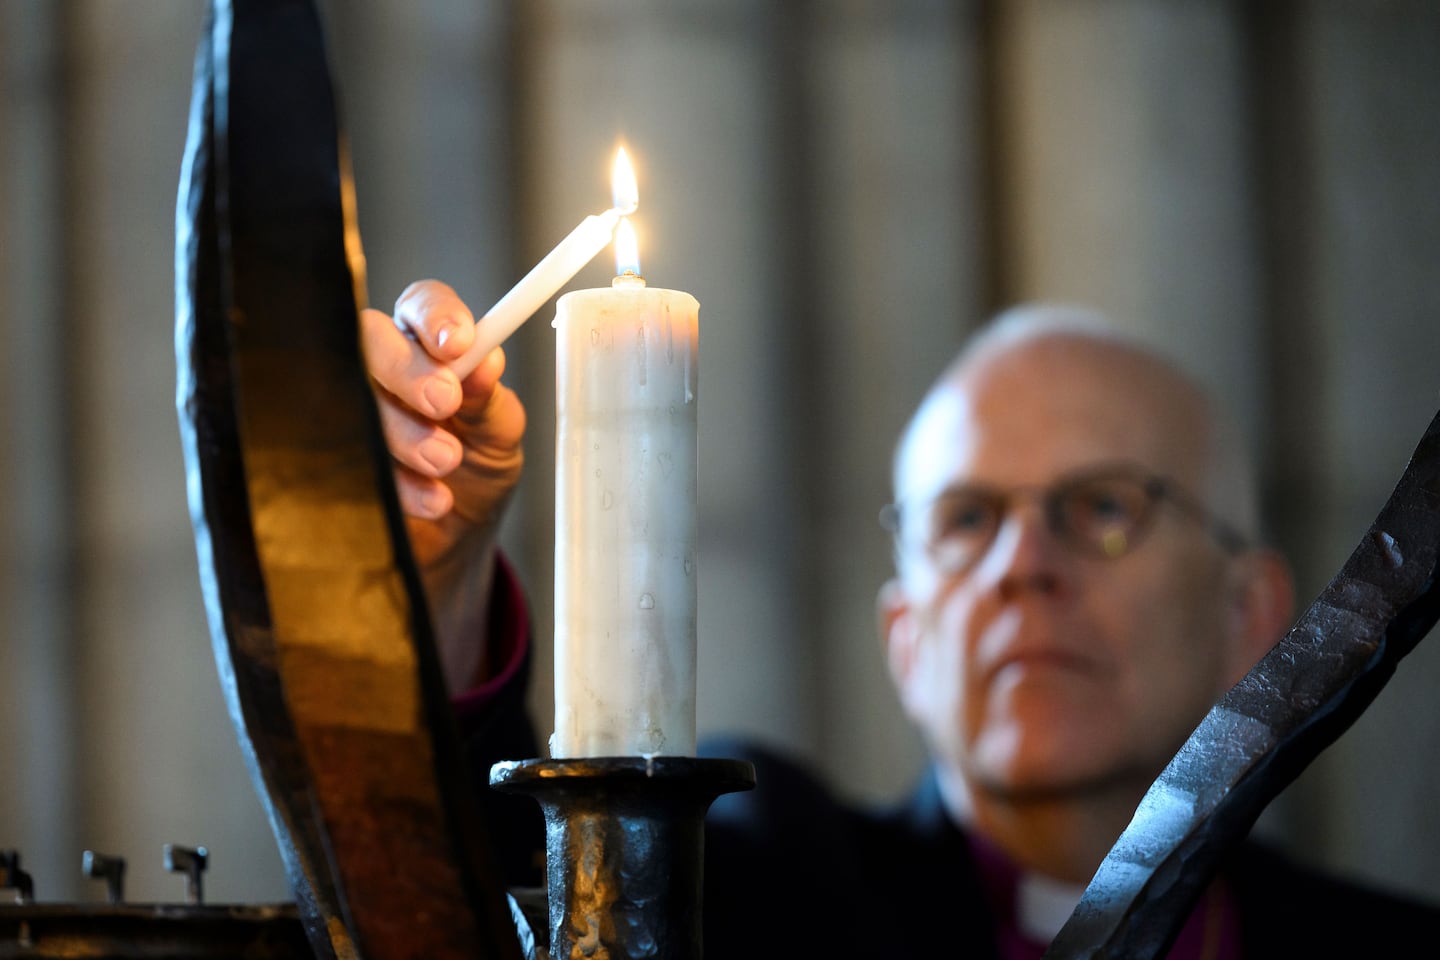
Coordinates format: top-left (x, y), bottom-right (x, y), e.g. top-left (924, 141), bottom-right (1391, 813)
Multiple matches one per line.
top-left (897, 335), bottom-right (1211, 502)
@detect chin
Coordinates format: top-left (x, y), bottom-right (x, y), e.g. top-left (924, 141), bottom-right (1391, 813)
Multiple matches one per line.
top-left (972, 726), bottom-right (1121, 796)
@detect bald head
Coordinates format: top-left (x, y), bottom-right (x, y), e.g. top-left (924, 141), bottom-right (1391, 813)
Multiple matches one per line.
top-left (893, 304), bottom-right (1259, 554)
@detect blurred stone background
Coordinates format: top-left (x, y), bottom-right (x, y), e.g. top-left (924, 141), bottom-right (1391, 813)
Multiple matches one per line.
top-left (2, 0), bottom-right (1438, 907)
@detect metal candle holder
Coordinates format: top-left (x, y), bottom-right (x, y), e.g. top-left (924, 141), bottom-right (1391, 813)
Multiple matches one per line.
top-left (491, 756), bottom-right (755, 960)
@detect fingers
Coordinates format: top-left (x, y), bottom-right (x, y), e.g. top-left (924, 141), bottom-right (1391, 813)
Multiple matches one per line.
top-left (362, 279), bottom-right (526, 524)
top-left (363, 279), bottom-right (510, 419)
top-left (367, 379), bottom-right (458, 515)
top-left (377, 395), bottom-right (462, 476)
top-left (362, 309), bottom-right (459, 417)
top-left (393, 464), bottom-right (455, 520)
top-left (362, 283), bottom-right (509, 443)
top-left (454, 340), bottom-right (509, 418)
top-left (393, 279), bottom-right (477, 362)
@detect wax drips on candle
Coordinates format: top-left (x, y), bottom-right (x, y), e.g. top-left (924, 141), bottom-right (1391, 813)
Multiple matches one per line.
top-left (635, 323), bottom-right (648, 386)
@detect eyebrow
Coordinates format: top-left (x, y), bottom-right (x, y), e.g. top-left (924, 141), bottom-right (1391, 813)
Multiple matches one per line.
top-left (921, 461), bottom-right (1158, 497)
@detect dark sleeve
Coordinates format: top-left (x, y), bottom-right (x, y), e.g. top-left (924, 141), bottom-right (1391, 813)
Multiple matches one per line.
top-left (1227, 839), bottom-right (1440, 954)
top-left (699, 736), bottom-right (852, 956)
top-left (453, 554), bottom-right (546, 888)
top-left (698, 736), bottom-right (925, 959)
top-left (698, 738), bottom-right (1001, 960)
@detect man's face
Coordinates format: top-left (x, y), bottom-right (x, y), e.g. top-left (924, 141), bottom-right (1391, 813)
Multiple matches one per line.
top-left (886, 336), bottom-right (1248, 802)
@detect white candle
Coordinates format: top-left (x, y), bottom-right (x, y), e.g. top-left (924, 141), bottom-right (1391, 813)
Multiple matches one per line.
top-left (550, 221), bottom-right (700, 758)
top-left (451, 148), bottom-right (639, 380)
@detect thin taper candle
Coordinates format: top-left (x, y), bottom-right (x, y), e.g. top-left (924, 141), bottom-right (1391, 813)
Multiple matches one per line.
top-left (451, 147), bottom-right (639, 379)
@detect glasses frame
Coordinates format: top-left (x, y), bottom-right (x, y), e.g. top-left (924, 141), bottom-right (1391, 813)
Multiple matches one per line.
top-left (879, 461), bottom-right (1250, 574)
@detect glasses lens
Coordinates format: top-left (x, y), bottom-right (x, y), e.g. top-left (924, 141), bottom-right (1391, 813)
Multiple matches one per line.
top-left (1054, 473), bottom-right (1156, 558)
top-left (922, 487), bottom-right (1004, 571)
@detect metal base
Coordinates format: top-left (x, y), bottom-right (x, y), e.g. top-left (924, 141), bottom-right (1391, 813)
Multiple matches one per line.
top-left (491, 756), bottom-right (755, 960)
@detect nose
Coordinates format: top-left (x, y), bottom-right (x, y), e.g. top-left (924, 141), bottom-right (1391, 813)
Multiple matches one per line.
top-left (986, 497), bottom-right (1063, 598)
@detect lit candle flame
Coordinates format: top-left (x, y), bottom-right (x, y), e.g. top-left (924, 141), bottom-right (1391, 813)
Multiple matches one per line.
top-left (615, 218), bottom-right (641, 277)
top-left (612, 147), bottom-right (639, 215)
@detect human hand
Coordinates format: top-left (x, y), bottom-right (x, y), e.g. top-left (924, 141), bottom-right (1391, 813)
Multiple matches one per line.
top-left (362, 279), bottom-right (526, 692)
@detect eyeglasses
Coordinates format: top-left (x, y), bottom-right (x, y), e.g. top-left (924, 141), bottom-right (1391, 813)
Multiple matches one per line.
top-left (879, 463), bottom-right (1248, 575)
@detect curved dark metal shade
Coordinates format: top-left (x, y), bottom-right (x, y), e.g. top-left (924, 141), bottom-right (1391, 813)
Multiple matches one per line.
top-left (174, 2), bottom-right (523, 957)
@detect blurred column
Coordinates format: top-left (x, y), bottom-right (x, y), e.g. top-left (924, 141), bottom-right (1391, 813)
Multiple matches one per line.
top-left (804, 0), bottom-right (988, 802)
top-left (65, 1), bottom-right (289, 902)
top-left (323, 1), bottom-right (514, 313)
top-left (0, 0), bottom-right (81, 902)
top-left (1275, 2), bottom-right (1440, 904)
top-left (992, 0), bottom-right (1265, 448)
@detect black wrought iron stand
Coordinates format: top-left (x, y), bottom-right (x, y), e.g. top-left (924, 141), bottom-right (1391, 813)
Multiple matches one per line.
top-left (491, 757), bottom-right (755, 960)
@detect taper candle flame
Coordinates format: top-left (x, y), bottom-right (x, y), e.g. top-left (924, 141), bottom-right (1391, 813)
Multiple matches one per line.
top-left (612, 147), bottom-right (638, 215)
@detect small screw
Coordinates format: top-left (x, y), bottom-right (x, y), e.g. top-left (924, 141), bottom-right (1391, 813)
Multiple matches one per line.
top-left (163, 844), bottom-right (208, 904)
top-left (82, 850), bottom-right (126, 904)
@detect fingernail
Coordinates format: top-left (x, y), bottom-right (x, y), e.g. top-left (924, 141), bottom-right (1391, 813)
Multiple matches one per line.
top-left (419, 486), bottom-right (448, 518)
top-left (422, 375), bottom-right (458, 416)
top-left (436, 321), bottom-right (458, 351)
top-left (418, 436), bottom-right (458, 474)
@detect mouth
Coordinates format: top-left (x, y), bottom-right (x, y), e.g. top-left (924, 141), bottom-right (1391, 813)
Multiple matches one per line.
top-left (973, 609), bottom-right (1102, 687)
top-left (979, 632), bottom-right (1105, 690)
top-left (989, 648), bottom-right (1095, 679)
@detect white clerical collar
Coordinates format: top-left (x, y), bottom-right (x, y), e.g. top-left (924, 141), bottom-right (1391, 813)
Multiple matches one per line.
top-left (1016, 871), bottom-right (1087, 942)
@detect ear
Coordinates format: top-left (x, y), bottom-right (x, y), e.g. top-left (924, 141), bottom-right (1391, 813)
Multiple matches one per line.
top-left (1224, 546), bottom-right (1297, 684)
top-left (878, 577), bottom-right (921, 696)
